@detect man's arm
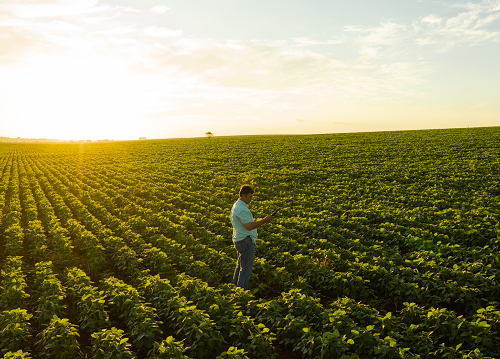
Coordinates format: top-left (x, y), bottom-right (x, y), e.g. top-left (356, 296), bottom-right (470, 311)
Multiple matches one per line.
top-left (242, 215), bottom-right (274, 230)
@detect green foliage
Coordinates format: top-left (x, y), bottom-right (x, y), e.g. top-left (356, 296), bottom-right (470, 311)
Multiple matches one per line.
top-left (146, 336), bottom-right (191, 359)
top-left (25, 220), bottom-right (48, 262)
top-left (0, 309), bottom-right (32, 355)
top-left (2, 350), bottom-right (32, 359)
top-left (101, 276), bottom-right (163, 352)
top-left (66, 219), bottom-right (106, 274)
top-left (33, 261), bottom-right (66, 324)
top-left (90, 327), bottom-right (134, 359)
top-left (4, 225), bottom-right (24, 257)
top-left (216, 346), bottom-right (249, 359)
top-left (0, 257), bottom-right (29, 311)
top-left (1, 127), bottom-right (500, 358)
top-left (175, 276), bottom-right (276, 358)
top-left (65, 267), bottom-right (111, 333)
top-left (35, 316), bottom-right (81, 359)
top-left (137, 274), bottom-right (224, 358)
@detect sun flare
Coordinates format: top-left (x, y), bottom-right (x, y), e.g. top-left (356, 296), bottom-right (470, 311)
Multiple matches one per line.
top-left (5, 55), bottom-right (147, 140)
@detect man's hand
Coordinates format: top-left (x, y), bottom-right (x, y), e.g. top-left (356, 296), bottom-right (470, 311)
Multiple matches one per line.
top-left (263, 215), bottom-right (274, 223)
top-left (243, 215), bottom-right (274, 230)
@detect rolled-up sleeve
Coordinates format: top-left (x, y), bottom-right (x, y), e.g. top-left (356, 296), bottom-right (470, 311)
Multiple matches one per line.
top-left (234, 208), bottom-right (252, 224)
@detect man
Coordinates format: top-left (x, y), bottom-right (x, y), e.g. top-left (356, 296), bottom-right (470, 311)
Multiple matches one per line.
top-left (230, 185), bottom-right (274, 291)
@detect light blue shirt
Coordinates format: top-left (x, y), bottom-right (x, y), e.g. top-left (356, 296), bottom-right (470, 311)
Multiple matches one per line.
top-left (230, 198), bottom-right (257, 243)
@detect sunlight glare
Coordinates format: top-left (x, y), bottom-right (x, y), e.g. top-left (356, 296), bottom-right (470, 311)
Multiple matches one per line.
top-left (6, 55), bottom-right (147, 140)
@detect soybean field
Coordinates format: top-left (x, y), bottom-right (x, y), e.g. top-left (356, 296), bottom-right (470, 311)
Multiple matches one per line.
top-left (1, 127), bottom-right (499, 359)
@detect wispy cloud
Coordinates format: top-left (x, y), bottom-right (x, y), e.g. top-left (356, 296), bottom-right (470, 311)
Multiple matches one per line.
top-left (346, 0), bottom-right (500, 52)
top-left (359, 22), bottom-right (408, 46)
top-left (151, 6), bottom-right (169, 14)
top-left (292, 37), bottom-right (342, 46)
top-left (421, 14), bottom-right (443, 25)
top-left (4, 0), bottom-right (107, 18)
top-left (416, 1), bottom-right (500, 48)
top-left (143, 26), bottom-right (182, 38)
top-left (96, 26), bottom-right (136, 35)
top-left (467, 102), bottom-right (487, 109)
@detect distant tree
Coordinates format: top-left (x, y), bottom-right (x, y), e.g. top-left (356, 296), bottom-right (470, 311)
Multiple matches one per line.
top-left (205, 131), bottom-right (214, 139)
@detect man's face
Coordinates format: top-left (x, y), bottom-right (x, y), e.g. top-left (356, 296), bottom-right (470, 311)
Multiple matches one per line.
top-left (241, 193), bottom-right (253, 204)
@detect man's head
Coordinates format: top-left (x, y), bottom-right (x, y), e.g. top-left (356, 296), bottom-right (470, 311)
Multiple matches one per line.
top-left (239, 184), bottom-right (254, 204)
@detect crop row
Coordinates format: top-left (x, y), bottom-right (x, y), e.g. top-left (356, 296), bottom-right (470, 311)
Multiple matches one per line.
top-left (3, 157), bottom-right (23, 257)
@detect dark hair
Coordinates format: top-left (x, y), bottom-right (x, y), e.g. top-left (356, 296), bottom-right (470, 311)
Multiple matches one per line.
top-left (239, 185), bottom-right (254, 197)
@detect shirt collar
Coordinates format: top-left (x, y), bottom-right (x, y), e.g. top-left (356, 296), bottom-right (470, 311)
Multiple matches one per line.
top-left (238, 198), bottom-right (249, 208)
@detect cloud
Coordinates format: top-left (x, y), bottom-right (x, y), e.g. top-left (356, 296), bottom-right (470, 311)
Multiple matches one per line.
top-left (452, 1), bottom-right (500, 12)
top-left (474, 11), bottom-right (500, 28)
top-left (143, 26), bottom-right (182, 38)
top-left (0, 1), bottom-right (136, 62)
top-left (151, 6), bottom-right (169, 14)
top-left (120, 33), bottom-right (430, 114)
top-left (292, 37), bottom-right (342, 46)
top-left (416, 1), bottom-right (500, 48)
top-left (5, 0), bottom-right (106, 18)
top-left (79, 11), bottom-right (123, 24)
top-left (0, 15), bottom-right (78, 63)
top-left (467, 102), bottom-right (487, 110)
top-left (344, 25), bottom-right (370, 32)
top-left (346, 1), bottom-right (500, 53)
top-left (295, 118), bottom-right (306, 122)
top-left (0, 28), bottom-right (43, 64)
top-left (2, 0), bottom-right (70, 4)
top-left (95, 26), bottom-right (136, 35)
top-left (358, 45), bottom-right (378, 60)
top-left (143, 39), bottom-right (347, 91)
top-left (421, 14), bottom-right (443, 24)
top-left (359, 22), bottom-right (408, 46)
top-left (344, 22), bottom-right (415, 62)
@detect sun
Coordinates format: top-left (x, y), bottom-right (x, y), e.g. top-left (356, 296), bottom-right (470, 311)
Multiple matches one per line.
top-left (4, 54), bottom-right (147, 140)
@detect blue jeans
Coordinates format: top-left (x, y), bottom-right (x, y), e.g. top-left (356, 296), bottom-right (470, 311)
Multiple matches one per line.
top-left (232, 236), bottom-right (255, 291)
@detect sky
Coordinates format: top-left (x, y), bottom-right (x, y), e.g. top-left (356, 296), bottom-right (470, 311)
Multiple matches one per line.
top-left (0, 0), bottom-right (499, 140)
